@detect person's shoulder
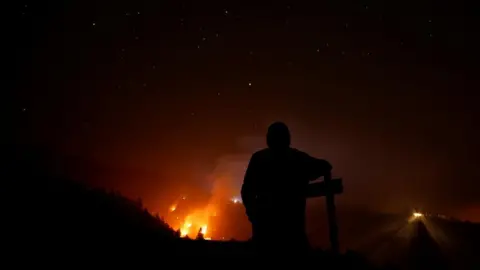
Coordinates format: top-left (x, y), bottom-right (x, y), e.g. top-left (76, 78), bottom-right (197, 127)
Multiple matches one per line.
top-left (249, 148), bottom-right (273, 163)
top-left (289, 148), bottom-right (318, 163)
top-left (251, 148), bottom-right (269, 158)
top-left (289, 148), bottom-right (309, 157)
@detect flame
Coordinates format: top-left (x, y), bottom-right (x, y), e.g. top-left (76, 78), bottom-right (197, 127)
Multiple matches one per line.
top-left (180, 222), bottom-right (192, 237)
top-left (166, 193), bottom-right (243, 240)
top-left (174, 205), bottom-right (216, 240)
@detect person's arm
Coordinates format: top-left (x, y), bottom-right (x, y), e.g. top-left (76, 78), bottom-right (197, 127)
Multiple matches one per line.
top-left (303, 153), bottom-right (332, 181)
top-left (241, 153), bottom-right (258, 223)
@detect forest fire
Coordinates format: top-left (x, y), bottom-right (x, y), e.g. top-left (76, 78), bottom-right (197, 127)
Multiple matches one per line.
top-left (165, 196), bottom-right (243, 240)
top-left (178, 207), bottom-right (214, 239)
top-left (166, 197), bottom-right (215, 239)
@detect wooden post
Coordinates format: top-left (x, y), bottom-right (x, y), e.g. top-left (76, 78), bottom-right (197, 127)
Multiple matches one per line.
top-left (324, 172), bottom-right (339, 254)
top-left (306, 176), bottom-right (342, 252)
top-left (306, 178), bottom-right (342, 198)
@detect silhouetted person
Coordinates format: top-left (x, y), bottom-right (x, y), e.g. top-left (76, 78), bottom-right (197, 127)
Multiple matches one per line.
top-left (241, 122), bottom-right (332, 254)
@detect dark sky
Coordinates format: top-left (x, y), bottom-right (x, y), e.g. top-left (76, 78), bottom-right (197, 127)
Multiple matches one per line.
top-left (13, 1), bottom-right (479, 220)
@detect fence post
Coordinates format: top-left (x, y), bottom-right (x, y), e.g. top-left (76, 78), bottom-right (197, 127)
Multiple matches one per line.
top-left (325, 171), bottom-right (339, 254)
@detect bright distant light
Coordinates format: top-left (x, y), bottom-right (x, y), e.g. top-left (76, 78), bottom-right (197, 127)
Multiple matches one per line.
top-left (413, 212), bottom-right (423, 218)
top-left (231, 197), bottom-right (242, 204)
top-left (408, 211), bottom-right (425, 223)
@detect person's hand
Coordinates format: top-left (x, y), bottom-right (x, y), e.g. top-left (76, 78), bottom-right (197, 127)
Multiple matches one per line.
top-left (317, 159), bottom-right (332, 178)
top-left (321, 159), bottom-right (333, 172)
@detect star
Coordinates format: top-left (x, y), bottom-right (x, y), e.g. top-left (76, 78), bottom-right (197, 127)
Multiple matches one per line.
top-left (92, 22), bottom-right (96, 26)
top-left (248, 82), bottom-right (252, 87)
top-left (217, 92), bottom-right (221, 96)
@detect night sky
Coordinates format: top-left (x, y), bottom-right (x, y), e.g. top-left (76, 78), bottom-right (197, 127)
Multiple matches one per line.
top-left (12, 1), bottom-right (479, 220)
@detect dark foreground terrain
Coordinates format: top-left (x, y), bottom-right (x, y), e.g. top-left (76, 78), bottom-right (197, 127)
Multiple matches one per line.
top-left (4, 147), bottom-right (479, 269)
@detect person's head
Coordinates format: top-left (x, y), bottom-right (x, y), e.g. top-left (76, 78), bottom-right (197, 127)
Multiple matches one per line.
top-left (266, 122), bottom-right (291, 149)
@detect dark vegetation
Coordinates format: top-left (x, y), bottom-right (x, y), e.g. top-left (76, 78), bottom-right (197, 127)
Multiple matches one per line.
top-left (6, 145), bottom-right (176, 259)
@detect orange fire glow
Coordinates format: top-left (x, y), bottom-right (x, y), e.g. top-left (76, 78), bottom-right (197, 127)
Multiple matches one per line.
top-left (173, 204), bottom-right (217, 239)
top-left (165, 194), bottom-right (243, 240)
